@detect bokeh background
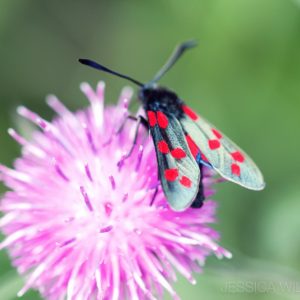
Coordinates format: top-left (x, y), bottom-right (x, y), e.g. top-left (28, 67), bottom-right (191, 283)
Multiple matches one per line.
top-left (1, 0), bottom-right (300, 299)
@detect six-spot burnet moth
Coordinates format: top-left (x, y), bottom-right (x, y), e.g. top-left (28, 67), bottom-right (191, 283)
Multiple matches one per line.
top-left (79, 40), bottom-right (265, 211)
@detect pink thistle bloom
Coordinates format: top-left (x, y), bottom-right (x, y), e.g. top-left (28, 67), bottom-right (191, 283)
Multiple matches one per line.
top-left (0, 82), bottom-right (231, 300)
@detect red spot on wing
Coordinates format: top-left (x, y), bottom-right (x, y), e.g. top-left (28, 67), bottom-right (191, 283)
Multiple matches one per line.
top-left (182, 105), bottom-right (199, 121)
top-left (164, 168), bottom-right (179, 181)
top-left (157, 140), bottom-right (169, 154)
top-left (212, 128), bottom-right (222, 139)
top-left (171, 148), bottom-right (186, 159)
top-left (231, 151), bottom-right (245, 163)
top-left (186, 135), bottom-right (210, 163)
top-left (231, 163), bottom-right (241, 176)
top-left (180, 176), bottom-right (192, 188)
top-left (208, 139), bottom-right (221, 150)
top-left (157, 111), bottom-right (169, 129)
top-left (147, 111), bottom-right (157, 127)
top-left (185, 135), bottom-right (199, 158)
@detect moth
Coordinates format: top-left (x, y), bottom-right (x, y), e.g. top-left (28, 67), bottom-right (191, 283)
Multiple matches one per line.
top-left (79, 41), bottom-right (265, 211)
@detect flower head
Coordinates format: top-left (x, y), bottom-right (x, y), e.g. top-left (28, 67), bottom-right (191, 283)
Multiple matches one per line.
top-left (0, 82), bottom-right (231, 300)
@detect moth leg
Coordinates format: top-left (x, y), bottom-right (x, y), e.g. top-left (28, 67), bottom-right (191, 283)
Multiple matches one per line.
top-left (116, 115), bottom-right (148, 135)
top-left (123, 115), bottom-right (148, 158)
top-left (104, 114), bottom-right (147, 147)
top-left (117, 115), bottom-right (148, 168)
top-left (149, 185), bottom-right (159, 206)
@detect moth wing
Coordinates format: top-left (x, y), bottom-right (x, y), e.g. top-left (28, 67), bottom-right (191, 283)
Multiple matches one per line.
top-left (149, 111), bottom-right (200, 211)
top-left (180, 105), bottom-right (265, 190)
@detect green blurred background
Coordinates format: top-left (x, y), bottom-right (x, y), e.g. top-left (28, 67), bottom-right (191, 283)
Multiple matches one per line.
top-left (1, 0), bottom-right (300, 299)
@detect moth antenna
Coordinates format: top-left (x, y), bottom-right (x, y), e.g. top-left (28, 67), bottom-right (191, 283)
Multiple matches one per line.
top-left (149, 40), bottom-right (198, 85)
top-left (78, 59), bottom-right (144, 87)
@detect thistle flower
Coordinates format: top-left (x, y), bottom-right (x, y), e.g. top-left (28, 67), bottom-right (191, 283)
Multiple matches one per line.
top-left (0, 82), bottom-right (231, 300)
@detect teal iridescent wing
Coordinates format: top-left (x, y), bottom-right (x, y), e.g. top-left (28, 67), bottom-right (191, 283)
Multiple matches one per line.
top-left (147, 110), bottom-right (200, 211)
top-left (180, 105), bottom-right (265, 190)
